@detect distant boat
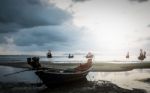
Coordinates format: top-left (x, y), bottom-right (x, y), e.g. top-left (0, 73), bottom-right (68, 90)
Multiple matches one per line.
top-left (138, 49), bottom-right (146, 61)
top-left (68, 54), bottom-right (74, 58)
top-left (86, 52), bottom-right (94, 58)
top-left (126, 52), bottom-right (129, 59)
top-left (47, 50), bottom-right (52, 58)
top-left (143, 51), bottom-right (146, 59)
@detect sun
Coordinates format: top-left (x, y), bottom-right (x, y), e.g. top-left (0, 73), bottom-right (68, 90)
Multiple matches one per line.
top-left (73, 15), bottom-right (131, 53)
top-left (92, 25), bottom-right (127, 51)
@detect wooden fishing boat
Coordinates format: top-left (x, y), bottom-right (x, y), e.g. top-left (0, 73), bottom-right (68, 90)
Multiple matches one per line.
top-left (35, 68), bottom-right (90, 87)
top-left (27, 57), bottom-right (93, 87)
top-left (47, 50), bottom-right (52, 58)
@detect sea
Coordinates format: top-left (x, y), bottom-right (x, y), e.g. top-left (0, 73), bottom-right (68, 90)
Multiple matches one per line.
top-left (0, 54), bottom-right (150, 93)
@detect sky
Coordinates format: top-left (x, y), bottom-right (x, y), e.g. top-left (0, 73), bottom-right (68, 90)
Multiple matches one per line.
top-left (0, 0), bottom-right (150, 55)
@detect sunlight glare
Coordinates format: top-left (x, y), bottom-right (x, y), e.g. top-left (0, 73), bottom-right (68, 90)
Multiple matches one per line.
top-left (74, 16), bottom-right (131, 52)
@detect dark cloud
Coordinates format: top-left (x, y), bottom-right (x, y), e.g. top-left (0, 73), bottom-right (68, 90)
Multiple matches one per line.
top-left (0, 34), bottom-right (7, 43)
top-left (0, 0), bottom-right (84, 51)
top-left (12, 24), bottom-right (83, 51)
top-left (0, 0), bottom-right (72, 33)
top-left (129, 0), bottom-right (149, 3)
top-left (0, 23), bottom-right (21, 33)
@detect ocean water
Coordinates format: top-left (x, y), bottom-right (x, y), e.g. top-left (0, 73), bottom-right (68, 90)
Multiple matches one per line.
top-left (0, 55), bottom-right (150, 93)
top-left (0, 54), bottom-right (150, 63)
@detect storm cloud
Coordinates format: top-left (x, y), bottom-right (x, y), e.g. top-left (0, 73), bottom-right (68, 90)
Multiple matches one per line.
top-left (0, 0), bottom-right (72, 33)
top-left (0, 0), bottom-right (83, 51)
top-left (13, 25), bottom-right (82, 46)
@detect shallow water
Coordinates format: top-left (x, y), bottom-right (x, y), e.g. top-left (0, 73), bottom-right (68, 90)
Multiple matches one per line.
top-left (0, 55), bottom-right (150, 93)
top-left (0, 66), bottom-right (150, 93)
top-left (88, 69), bottom-right (150, 92)
top-left (0, 55), bottom-right (150, 63)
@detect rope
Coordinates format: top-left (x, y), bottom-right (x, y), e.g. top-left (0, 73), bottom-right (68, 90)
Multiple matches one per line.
top-left (3, 69), bottom-right (32, 77)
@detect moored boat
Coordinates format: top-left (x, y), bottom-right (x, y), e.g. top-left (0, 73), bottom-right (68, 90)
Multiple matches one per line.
top-left (27, 56), bottom-right (93, 87)
top-left (47, 50), bottom-right (52, 58)
top-left (35, 68), bottom-right (90, 87)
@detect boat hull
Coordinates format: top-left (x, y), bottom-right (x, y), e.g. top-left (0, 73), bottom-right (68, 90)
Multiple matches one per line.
top-left (35, 70), bottom-right (89, 87)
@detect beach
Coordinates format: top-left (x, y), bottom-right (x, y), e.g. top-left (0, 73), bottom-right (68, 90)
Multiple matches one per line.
top-left (0, 80), bottom-right (147, 93)
top-left (0, 66), bottom-right (150, 93)
top-left (0, 55), bottom-right (150, 93)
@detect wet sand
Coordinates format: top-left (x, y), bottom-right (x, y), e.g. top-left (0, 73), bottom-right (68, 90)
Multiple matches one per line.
top-left (0, 68), bottom-right (150, 93)
top-left (0, 62), bottom-right (150, 93)
top-left (0, 80), bottom-right (146, 93)
top-left (0, 61), bottom-right (150, 71)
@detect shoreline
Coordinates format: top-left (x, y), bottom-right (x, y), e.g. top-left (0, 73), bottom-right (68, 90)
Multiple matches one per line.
top-left (0, 61), bottom-right (150, 72)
